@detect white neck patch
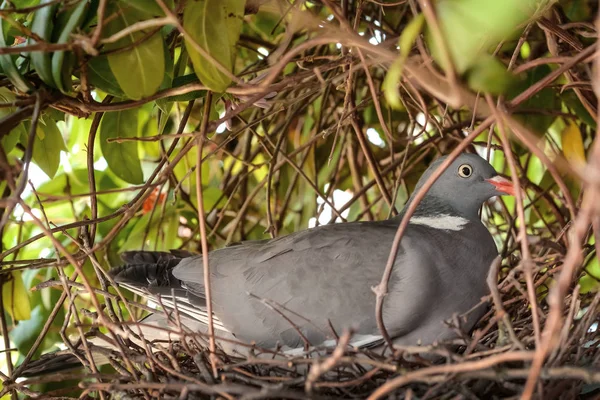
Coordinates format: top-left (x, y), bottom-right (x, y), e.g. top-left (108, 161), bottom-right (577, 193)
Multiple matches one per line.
top-left (410, 214), bottom-right (469, 231)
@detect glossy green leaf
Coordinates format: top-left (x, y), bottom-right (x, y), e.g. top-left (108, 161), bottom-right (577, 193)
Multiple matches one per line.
top-left (193, 186), bottom-right (226, 211)
top-left (0, 2), bottom-right (31, 92)
top-left (32, 118), bottom-right (67, 179)
top-left (0, 87), bottom-right (15, 107)
top-left (2, 123), bottom-right (26, 153)
top-left (105, 3), bottom-right (165, 99)
top-left (2, 271), bottom-right (31, 321)
top-left (383, 7), bottom-right (403, 29)
top-left (156, 39), bottom-right (174, 134)
top-left (100, 109), bottom-right (143, 184)
top-left (10, 305), bottom-right (46, 356)
top-left (86, 55), bottom-right (126, 97)
top-left (36, 168), bottom-right (118, 198)
top-left (29, 0), bottom-right (58, 87)
top-left (561, 0), bottom-right (591, 22)
top-left (562, 120), bottom-right (586, 164)
top-left (165, 74), bottom-right (206, 102)
top-left (51, 0), bottom-right (90, 92)
top-left (509, 65), bottom-right (561, 136)
top-left (183, 0), bottom-right (245, 92)
top-left (119, 0), bottom-right (174, 17)
top-left (0, 87), bottom-right (25, 152)
top-left (563, 91), bottom-right (596, 129)
top-left (580, 257), bottom-right (600, 294)
top-left (428, 0), bottom-right (553, 74)
top-left (467, 55), bottom-right (516, 94)
top-left (10, 0), bottom-right (39, 6)
top-left (120, 207), bottom-right (179, 252)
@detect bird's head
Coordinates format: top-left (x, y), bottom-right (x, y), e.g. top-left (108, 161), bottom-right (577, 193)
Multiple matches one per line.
top-left (412, 153), bottom-right (516, 219)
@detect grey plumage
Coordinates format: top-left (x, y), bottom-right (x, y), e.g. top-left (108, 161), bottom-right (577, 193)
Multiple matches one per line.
top-left (111, 153), bottom-right (513, 352)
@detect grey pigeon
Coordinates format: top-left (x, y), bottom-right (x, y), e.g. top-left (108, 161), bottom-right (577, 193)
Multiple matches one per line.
top-left (20, 153), bottom-right (515, 376)
top-left (110, 153), bottom-right (515, 354)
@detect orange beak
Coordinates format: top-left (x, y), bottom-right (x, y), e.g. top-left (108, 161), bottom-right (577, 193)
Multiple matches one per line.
top-left (485, 175), bottom-right (518, 196)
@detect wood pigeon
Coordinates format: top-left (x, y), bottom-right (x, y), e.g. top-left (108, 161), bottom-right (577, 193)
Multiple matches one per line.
top-left (19, 153), bottom-right (516, 376)
top-left (110, 153), bottom-right (515, 354)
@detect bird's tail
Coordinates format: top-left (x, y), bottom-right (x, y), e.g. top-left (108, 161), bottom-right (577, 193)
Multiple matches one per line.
top-left (109, 250), bottom-right (197, 319)
top-left (109, 250), bottom-right (191, 295)
top-left (110, 251), bottom-right (228, 331)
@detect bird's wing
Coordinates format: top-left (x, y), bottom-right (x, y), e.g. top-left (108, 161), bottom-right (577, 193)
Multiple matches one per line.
top-left (173, 221), bottom-right (440, 349)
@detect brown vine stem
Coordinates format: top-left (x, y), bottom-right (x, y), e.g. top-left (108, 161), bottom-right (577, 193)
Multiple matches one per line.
top-left (486, 94), bottom-right (541, 348)
top-left (0, 0), bottom-right (63, 14)
top-left (521, 33), bottom-right (600, 397)
top-left (521, 149), bottom-right (598, 399)
top-left (417, 0), bottom-right (459, 102)
top-left (350, 118), bottom-right (394, 208)
top-left (356, 47), bottom-right (395, 145)
top-left (373, 115), bottom-right (495, 348)
top-left (90, 0), bottom-right (107, 47)
top-left (100, 17), bottom-right (172, 44)
top-left (195, 92), bottom-right (219, 377)
top-left (0, 93), bottom-right (42, 233)
top-left (86, 97), bottom-right (112, 242)
top-left (501, 114), bottom-right (577, 220)
top-left (484, 256), bottom-right (524, 351)
top-left (305, 329), bottom-right (353, 392)
top-left (0, 41), bottom-right (70, 55)
top-left (0, 274), bottom-right (15, 400)
top-left (368, 351), bottom-right (534, 399)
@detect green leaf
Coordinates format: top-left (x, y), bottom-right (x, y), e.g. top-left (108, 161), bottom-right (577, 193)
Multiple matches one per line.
top-left (196, 186), bottom-right (226, 211)
top-left (100, 109), bottom-right (143, 184)
top-left (563, 91), bottom-right (596, 129)
top-left (51, 0), bottom-right (90, 92)
top-left (580, 257), bottom-right (600, 294)
top-left (156, 39), bottom-right (174, 133)
top-left (36, 168), bottom-right (118, 198)
top-left (384, 14), bottom-right (425, 109)
top-left (32, 118), bottom-right (67, 179)
top-left (105, 3), bottom-right (165, 100)
top-left (383, 7), bottom-right (403, 29)
top-left (0, 2), bottom-right (31, 92)
top-left (428, 0), bottom-right (553, 74)
top-left (120, 207), bottom-right (179, 252)
top-left (183, 0), bottom-right (245, 92)
top-left (86, 55), bottom-right (126, 97)
top-left (2, 271), bottom-right (31, 321)
top-left (29, 0), bottom-right (58, 88)
top-left (165, 73), bottom-right (206, 102)
top-left (467, 55), bottom-right (516, 94)
top-left (562, 119), bottom-right (586, 165)
top-left (561, 0), bottom-right (591, 22)
top-left (2, 127), bottom-right (20, 153)
top-left (0, 87), bottom-right (15, 108)
top-left (10, 305), bottom-right (46, 356)
top-left (119, 0), bottom-right (174, 17)
top-left (11, 0), bottom-right (40, 7)
top-left (509, 65), bottom-right (561, 137)
top-left (0, 87), bottom-right (26, 152)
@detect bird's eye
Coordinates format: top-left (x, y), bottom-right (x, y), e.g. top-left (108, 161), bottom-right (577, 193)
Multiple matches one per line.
top-left (458, 164), bottom-right (473, 178)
